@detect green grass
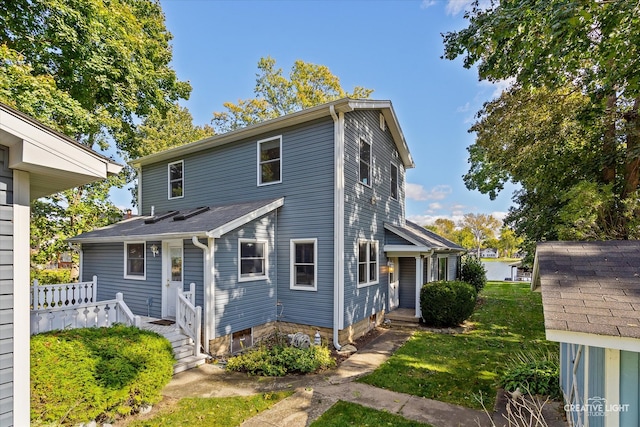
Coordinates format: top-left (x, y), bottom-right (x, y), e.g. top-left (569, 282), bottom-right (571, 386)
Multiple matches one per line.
top-left (358, 282), bottom-right (557, 410)
top-left (310, 401), bottom-right (432, 427)
top-left (125, 391), bottom-right (293, 426)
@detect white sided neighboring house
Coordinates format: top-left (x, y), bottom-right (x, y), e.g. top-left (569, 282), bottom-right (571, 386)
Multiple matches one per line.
top-left (0, 103), bottom-right (122, 427)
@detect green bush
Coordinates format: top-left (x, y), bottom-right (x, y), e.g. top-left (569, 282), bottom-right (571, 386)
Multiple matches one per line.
top-left (499, 350), bottom-right (561, 399)
top-left (31, 268), bottom-right (72, 284)
top-left (460, 255), bottom-right (487, 292)
top-left (31, 324), bottom-right (174, 425)
top-left (226, 343), bottom-right (335, 376)
top-left (420, 280), bottom-right (477, 327)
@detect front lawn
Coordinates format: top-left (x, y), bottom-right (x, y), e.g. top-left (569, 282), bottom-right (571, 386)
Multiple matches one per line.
top-left (358, 282), bottom-right (557, 409)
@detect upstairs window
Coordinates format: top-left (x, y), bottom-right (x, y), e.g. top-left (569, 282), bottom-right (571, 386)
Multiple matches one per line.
top-left (168, 160), bottom-right (184, 199)
top-left (359, 138), bottom-right (371, 186)
top-left (239, 239), bottom-right (267, 281)
top-left (258, 136), bottom-right (282, 185)
top-left (390, 163), bottom-right (398, 200)
top-left (290, 239), bottom-right (317, 291)
top-left (358, 240), bottom-right (378, 286)
top-left (124, 242), bottom-right (146, 280)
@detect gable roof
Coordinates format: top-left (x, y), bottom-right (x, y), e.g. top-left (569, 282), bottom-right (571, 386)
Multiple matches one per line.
top-left (384, 221), bottom-right (465, 251)
top-left (129, 98), bottom-right (414, 170)
top-left (0, 102), bottom-right (122, 198)
top-left (69, 198), bottom-right (284, 243)
top-left (532, 241), bottom-right (640, 350)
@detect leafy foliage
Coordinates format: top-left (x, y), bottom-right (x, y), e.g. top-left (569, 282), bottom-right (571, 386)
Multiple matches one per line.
top-left (499, 350), bottom-right (561, 400)
top-left (459, 213), bottom-right (501, 257)
top-left (226, 336), bottom-right (335, 376)
top-left (31, 325), bottom-right (174, 425)
top-left (31, 268), bottom-right (72, 285)
top-left (443, 0), bottom-right (640, 244)
top-left (212, 56), bottom-right (373, 133)
top-left (460, 255), bottom-right (487, 293)
top-left (420, 280), bottom-right (477, 327)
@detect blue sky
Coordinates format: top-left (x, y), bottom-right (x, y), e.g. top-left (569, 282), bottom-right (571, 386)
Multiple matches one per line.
top-left (111, 0), bottom-right (516, 225)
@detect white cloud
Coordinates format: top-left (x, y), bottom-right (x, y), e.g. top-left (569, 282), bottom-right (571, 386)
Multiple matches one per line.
top-left (445, 0), bottom-right (472, 16)
top-left (406, 183), bottom-right (452, 201)
top-left (457, 102), bottom-right (471, 113)
top-left (429, 202), bottom-right (443, 210)
top-left (479, 78), bottom-right (516, 98)
top-left (420, 0), bottom-right (437, 9)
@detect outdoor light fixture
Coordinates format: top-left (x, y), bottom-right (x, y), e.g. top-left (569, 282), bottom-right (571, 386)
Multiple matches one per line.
top-left (150, 244), bottom-right (159, 257)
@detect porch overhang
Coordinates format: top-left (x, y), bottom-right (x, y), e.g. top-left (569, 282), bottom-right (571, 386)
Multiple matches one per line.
top-left (383, 245), bottom-right (433, 257)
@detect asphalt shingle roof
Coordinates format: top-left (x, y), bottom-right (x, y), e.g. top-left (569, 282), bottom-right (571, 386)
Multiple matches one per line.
top-left (534, 241), bottom-right (640, 340)
top-left (385, 221), bottom-right (465, 251)
top-left (70, 198), bottom-right (283, 242)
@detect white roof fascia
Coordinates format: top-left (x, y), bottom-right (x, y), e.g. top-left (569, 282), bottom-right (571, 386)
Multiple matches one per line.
top-left (208, 197), bottom-right (285, 238)
top-left (131, 99), bottom-right (414, 169)
top-left (546, 329), bottom-right (640, 353)
top-left (383, 244), bottom-right (432, 253)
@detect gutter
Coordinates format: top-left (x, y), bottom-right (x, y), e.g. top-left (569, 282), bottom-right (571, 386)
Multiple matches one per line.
top-left (330, 105), bottom-right (344, 351)
top-left (192, 236), bottom-right (214, 350)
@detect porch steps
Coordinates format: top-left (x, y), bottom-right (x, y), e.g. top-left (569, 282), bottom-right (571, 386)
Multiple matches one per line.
top-left (385, 309), bottom-right (420, 330)
top-left (164, 330), bottom-right (208, 375)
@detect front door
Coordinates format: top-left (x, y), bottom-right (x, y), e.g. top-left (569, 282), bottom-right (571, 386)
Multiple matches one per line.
top-left (163, 240), bottom-right (183, 318)
top-left (388, 257), bottom-right (399, 311)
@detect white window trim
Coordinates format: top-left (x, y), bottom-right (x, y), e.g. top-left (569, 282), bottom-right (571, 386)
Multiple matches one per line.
top-left (357, 239), bottom-right (379, 288)
top-left (390, 162), bottom-right (399, 200)
top-left (124, 241), bottom-right (146, 280)
top-left (379, 113), bottom-right (386, 131)
top-left (238, 238), bottom-right (268, 282)
top-left (257, 135), bottom-right (282, 186)
top-left (168, 160), bottom-right (184, 200)
top-left (290, 238), bottom-right (318, 291)
top-left (359, 137), bottom-right (372, 188)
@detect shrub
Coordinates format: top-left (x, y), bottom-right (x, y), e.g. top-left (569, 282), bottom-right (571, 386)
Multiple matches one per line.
top-left (420, 280), bottom-right (477, 327)
top-left (31, 268), bottom-right (72, 284)
top-left (460, 255), bottom-right (487, 293)
top-left (499, 350), bottom-right (561, 400)
top-left (31, 325), bottom-right (174, 425)
top-left (226, 342), bottom-right (335, 376)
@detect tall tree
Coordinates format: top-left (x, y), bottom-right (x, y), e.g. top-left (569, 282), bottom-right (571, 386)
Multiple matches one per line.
top-left (212, 56), bottom-right (374, 133)
top-left (0, 0), bottom-right (190, 272)
top-left (459, 213), bottom-right (501, 258)
top-left (443, 0), bottom-right (640, 242)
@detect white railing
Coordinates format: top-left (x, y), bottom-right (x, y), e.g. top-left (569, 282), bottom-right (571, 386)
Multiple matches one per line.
top-left (31, 276), bottom-right (97, 310)
top-left (182, 282), bottom-right (196, 306)
top-left (176, 283), bottom-right (202, 357)
top-left (31, 292), bottom-right (141, 335)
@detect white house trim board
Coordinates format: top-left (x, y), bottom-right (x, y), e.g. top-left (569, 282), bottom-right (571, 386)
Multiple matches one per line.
top-left (415, 256), bottom-right (423, 318)
top-left (208, 198), bottom-right (284, 238)
top-left (605, 348), bottom-right (620, 427)
top-left (12, 170), bottom-right (30, 426)
top-left (546, 329), bottom-right (640, 353)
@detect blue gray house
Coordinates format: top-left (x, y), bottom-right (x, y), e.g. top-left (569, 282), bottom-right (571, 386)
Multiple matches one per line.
top-left (70, 98), bottom-right (464, 355)
top-left (532, 241), bottom-right (640, 427)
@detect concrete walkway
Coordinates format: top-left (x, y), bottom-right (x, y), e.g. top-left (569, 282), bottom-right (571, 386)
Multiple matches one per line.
top-left (159, 328), bottom-right (565, 427)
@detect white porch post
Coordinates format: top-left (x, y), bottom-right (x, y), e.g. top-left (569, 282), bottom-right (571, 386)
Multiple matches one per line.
top-left (415, 256), bottom-right (423, 319)
top-left (13, 170), bottom-right (30, 426)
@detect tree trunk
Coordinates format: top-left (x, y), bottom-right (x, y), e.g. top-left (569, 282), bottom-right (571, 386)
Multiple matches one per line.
top-left (622, 97), bottom-right (640, 199)
top-left (602, 93), bottom-right (618, 184)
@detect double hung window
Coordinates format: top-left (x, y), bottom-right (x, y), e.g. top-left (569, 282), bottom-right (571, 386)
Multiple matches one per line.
top-left (290, 239), bottom-right (317, 290)
top-left (124, 242), bottom-right (146, 279)
top-left (168, 160), bottom-right (184, 199)
top-left (359, 138), bottom-right (371, 186)
top-left (358, 240), bottom-right (378, 286)
top-left (239, 239), bottom-right (267, 281)
top-left (258, 136), bottom-right (282, 185)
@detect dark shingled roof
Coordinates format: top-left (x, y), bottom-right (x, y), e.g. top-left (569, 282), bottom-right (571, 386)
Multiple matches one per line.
top-left (385, 221), bottom-right (465, 251)
top-left (533, 241), bottom-right (640, 340)
top-left (69, 198), bottom-right (283, 242)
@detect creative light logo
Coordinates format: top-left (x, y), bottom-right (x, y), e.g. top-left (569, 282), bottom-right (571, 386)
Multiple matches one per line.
top-left (565, 397), bottom-right (630, 417)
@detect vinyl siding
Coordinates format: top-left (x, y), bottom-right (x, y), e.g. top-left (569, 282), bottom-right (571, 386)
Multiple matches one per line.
top-left (140, 118), bottom-right (336, 328)
top-left (620, 350), bottom-right (639, 427)
top-left (343, 110), bottom-right (405, 327)
top-left (587, 346), bottom-right (604, 427)
top-left (384, 230), bottom-right (413, 246)
top-left (213, 212), bottom-right (276, 336)
top-left (0, 146), bottom-right (13, 426)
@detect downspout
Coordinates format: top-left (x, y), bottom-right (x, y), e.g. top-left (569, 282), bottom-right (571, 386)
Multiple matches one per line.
top-left (330, 104), bottom-right (343, 350)
top-left (192, 236), bottom-right (213, 351)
